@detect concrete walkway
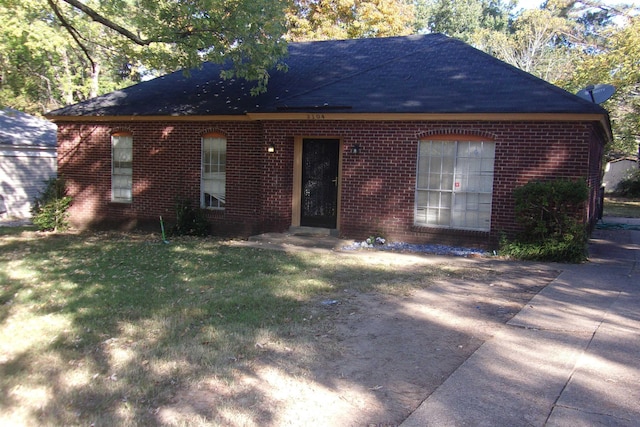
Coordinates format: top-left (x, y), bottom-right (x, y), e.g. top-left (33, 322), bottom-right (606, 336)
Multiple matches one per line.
top-left (401, 220), bottom-right (640, 426)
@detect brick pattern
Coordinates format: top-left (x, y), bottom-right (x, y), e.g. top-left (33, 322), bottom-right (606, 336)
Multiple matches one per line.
top-left (587, 126), bottom-right (606, 229)
top-left (57, 119), bottom-right (603, 247)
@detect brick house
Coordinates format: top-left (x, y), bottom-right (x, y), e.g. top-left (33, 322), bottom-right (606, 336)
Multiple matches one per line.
top-left (46, 34), bottom-right (611, 248)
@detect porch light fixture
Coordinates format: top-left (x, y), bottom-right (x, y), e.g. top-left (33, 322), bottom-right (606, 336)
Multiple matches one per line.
top-left (351, 144), bottom-right (362, 154)
top-left (267, 143), bottom-right (275, 153)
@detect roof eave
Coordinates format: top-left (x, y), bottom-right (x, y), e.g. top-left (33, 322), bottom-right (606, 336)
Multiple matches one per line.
top-left (46, 111), bottom-right (608, 122)
top-left (44, 114), bottom-right (252, 123)
top-left (46, 111), bottom-right (611, 138)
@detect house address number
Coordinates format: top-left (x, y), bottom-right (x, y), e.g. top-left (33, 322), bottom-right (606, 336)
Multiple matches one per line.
top-left (307, 114), bottom-right (326, 119)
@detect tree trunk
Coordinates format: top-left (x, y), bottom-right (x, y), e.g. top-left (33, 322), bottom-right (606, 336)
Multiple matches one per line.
top-left (91, 62), bottom-right (100, 99)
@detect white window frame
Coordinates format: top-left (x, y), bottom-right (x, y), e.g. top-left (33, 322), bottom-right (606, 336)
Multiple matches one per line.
top-left (415, 138), bottom-right (495, 231)
top-left (201, 134), bottom-right (226, 209)
top-left (111, 133), bottom-right (133, 203)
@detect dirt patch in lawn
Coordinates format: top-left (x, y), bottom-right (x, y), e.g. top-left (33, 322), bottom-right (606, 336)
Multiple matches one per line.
top-left (159, 251), bottom-right (558, 426)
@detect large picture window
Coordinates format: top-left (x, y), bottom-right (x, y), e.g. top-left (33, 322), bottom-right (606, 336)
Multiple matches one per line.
top-left (415, 139), bottom-right (495, 231)
top-left (202, 134), bottom-right (226, 209)
top-left (111, 132), bottom-right (133, 202)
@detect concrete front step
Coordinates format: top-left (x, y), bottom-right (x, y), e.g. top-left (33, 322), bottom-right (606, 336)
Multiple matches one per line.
top-left (288, 226), bottom-right (338, 237)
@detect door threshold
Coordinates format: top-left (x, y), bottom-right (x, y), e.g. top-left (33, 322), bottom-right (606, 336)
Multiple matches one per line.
top-left (289, 226), bottom-right (338, 237)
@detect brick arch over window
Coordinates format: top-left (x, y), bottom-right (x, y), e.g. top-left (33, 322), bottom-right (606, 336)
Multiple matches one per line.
top-left (111, 128), bottom-right (134, 137)
top-left (202, 130), bottom-right (227, 138)
top-left (416, 129), bottom-right (496, 141)
top-left (415, 133), bottom-right (496, 231)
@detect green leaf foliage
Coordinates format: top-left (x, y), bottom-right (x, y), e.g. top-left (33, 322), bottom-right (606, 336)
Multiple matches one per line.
top-left (172, 199), bottom-right (210, 237)
top-left (287, 0), bottom-right (416, 41)
top-left (414, 0), bottom-right (513, 41)
top-left (567, 15), bottom-right (640, 157)
top-left (31, 177), bottom-right (73, 232)
top-left (55, 0), bottom-right (291, 94)
top-left (502, 179), bottom-right (589, 262)
top-left (0, 0), bottom-right (290, 113)
top-left (616, 169), bottom-right (640, 197)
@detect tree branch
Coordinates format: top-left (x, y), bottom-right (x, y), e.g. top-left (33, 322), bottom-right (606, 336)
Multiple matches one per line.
top-left (48, 0), bottom-right (96, 72)
top-left (58, 0), bottom-right (154, 45)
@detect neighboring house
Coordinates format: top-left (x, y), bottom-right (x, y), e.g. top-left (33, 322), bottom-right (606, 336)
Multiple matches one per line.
top-left (602, 157), bottom-right (639, 193)
top-left (0, 108), bottom-right (57, 219)
top-left (46, 34), bottom-right (611, 248)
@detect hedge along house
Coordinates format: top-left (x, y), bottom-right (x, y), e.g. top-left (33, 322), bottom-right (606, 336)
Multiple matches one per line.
top-left (46, 34), bottom-right (611, 248)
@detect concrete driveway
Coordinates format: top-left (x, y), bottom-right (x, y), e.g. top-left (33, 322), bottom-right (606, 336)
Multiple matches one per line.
top-left (402, 219), bottom-right (640, 426)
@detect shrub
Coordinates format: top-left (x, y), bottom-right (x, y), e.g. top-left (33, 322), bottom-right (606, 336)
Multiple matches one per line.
top-left (616, 169), bottom-right (640, 197)
top-left (499, 223), bottom-right (587, 262)
top-left (500, 179), bottom-right (589, 263)
top-left (31, 177), bottom-right (73, 232)
top-left (172, 199), bottom-right (209, 236)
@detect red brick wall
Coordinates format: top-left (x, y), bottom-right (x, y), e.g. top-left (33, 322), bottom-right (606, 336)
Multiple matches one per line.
top-left (587, 127), bottom-right (606, 229)
top-left (259, 120), bottom-right (600, 247)
top-left (57, 119), bottom-right (604, 247)
top-left (57, 121), bottom-right (266, 235)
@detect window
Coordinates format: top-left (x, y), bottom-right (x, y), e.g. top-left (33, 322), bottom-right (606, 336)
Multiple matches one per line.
top-left (111, 132), bottom-right (133, 202)
top-left (202, 134), bottom-right (226, 209)
top-left (415, 139), bottom-right (495, 231)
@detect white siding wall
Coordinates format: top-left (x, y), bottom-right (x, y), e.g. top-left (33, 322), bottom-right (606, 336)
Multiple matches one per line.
top-left (603, 159), bottom-right (639, 193)
top-left (0, 146), bottom-right (57, 218)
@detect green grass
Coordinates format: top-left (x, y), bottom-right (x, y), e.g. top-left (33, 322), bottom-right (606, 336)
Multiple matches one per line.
top-left (603, 197), bottom-right (640, 218)
top-left (0, 228), bottom-right (439, 425)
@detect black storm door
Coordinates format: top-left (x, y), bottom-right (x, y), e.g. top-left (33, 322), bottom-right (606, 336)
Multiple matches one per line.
top-left (301, 139), bottom-right (339, 228)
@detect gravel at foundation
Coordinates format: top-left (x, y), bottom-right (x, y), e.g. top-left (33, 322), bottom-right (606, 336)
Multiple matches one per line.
top-left (342, 241), bottom-right (488, 257)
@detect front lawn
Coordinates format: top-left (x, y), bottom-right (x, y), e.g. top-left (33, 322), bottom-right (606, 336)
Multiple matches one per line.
top-left (0, 228), bottom-right (439, 425)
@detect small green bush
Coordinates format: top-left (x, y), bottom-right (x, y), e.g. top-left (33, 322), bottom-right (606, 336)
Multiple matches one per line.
top-left (499, 223), bottom-right (587, 262)
top-left (172, 199), bottom-right (209, 236)
top-left (31, 177), bottom-right (73, 231)
top-left (500, 179), bottom-right (589, 263)
top-left (616, 169), bottom-right (640, 197)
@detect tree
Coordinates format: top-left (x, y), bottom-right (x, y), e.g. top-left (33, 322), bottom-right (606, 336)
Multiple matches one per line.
top-left (567, 15), bottom-right (640, 156)
top-left (413, 0), bottom-right (639, 156)
top-left (1, 0), bottom-right (146, 113)
top-left (48, 0), bottom-right (291, 94)
top-left (0, 0), bottom-right (78, 113)
top-left (0, 0), bottom-right (290, 113)
top-left (287, 0), bottom-right (415, 41)
top-left (414, 0), bottom-right (514, 40)
top-left (472, 8), bottom-right (577, 82)
top-left (417, 1), bottom-right (578, 82)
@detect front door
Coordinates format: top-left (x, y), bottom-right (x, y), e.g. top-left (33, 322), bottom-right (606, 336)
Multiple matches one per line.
top-left (301, 139), bottom-right (339, 228)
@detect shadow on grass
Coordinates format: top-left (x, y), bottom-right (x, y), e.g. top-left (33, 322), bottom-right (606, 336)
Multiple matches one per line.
top-left (7, 229), bottom-right (620, 425)
top-left (0, 229), bottom-right (444, 425)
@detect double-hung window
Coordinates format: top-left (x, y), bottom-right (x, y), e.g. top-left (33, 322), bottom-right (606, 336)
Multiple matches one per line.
top-left (415, 138), bottom-right (495, 231)
top-left (111, 132), bottom-right (133, 202)
top-left (202, 133), bottom-right (226, 209)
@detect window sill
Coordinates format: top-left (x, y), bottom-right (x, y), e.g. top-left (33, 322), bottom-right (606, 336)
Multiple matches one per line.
top-left (412, 224), bottom-right (490, 235)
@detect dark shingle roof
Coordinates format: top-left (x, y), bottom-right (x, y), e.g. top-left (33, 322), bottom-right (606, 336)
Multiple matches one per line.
top-left (47, 34), bottom-right (607, 117)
